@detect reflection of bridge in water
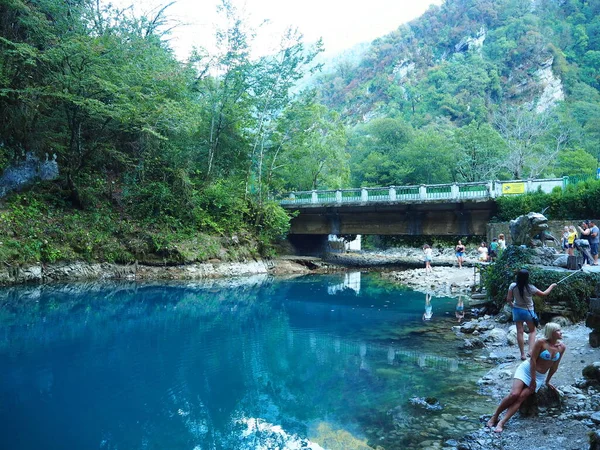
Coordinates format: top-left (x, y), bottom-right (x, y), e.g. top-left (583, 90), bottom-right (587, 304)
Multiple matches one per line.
top-left (293, 330), bottom-right (468, 373)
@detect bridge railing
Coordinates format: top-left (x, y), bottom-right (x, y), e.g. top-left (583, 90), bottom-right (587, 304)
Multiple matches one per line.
top-left (279, 177), bottom-right (581, 206)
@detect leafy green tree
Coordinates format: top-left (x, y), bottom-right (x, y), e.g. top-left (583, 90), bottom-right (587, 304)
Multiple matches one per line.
top-left (554, 148), bottom-right (598, 177)
top-left (401, 128), bottom-right (457, 184)
top-left (348, 118), bottom-right (413, 186)
top-left (454, 122), bottom-right (508, 182)
top-left (269, 94), bottom-right (348, 191)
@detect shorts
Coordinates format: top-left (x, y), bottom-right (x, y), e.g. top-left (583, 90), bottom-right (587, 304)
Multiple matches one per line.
top-left (424, 257), bottom-right (432, 262)
top-left (514, 360), bottom-right (547, 392)
top-left (513, 306), bottom-right (536, 323)
top-left (591, 242), bottom-right (599, 256)
top-left (456, 252), bottom-right (465, 257)
top-left (568, 243), bottom-right (574, 249)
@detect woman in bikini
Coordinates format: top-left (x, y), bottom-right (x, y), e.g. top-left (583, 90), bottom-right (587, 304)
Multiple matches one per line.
top-left (487, 322), bottom-right (565, 432)
top-left (508, 269), bottom-right (556, 360)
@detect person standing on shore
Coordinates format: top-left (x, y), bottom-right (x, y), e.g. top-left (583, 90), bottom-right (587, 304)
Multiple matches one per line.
top-left (561, 226), bottom-right (569, 254)
top-left (455, 240), bottom-right (466, 269)
top-left (487, 322), bottom-right (566, 433)
top-left (568, 225), bottom-right (577, 257)
top-left (508, 269), bottom-right (557, 361)
top-left (423, 244), bottom-right (433, 273)
top-left (497, 234), bottom-right (506, 257)
top-left (589, 220), bottom-right (599, 265)
top-left (478, 242), bottom-right (489, 262)
top-left (577, 221), bottom-right (594, 265)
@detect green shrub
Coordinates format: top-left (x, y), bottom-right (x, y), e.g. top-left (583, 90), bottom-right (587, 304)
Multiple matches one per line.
top-left (495, 179), bottom-right (600, 221)
top-left (483, 246), bottom-right (599, 320)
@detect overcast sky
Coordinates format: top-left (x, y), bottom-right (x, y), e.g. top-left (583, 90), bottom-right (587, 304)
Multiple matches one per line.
top-left (112, 0), bottom-right (443, 59)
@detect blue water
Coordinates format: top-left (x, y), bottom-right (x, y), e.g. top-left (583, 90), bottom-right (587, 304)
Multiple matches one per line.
top-left (0, 273), bottom-right (490, 450)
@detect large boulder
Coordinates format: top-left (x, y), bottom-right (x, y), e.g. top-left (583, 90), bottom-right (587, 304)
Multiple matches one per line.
top-left (509, 212), bottom-right (559, 247)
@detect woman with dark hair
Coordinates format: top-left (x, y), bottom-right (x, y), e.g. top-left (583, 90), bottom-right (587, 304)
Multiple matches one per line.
top-left (508, 269), bottom-right (556, 360)
top-left (487, 322), bottom-right (565, 433)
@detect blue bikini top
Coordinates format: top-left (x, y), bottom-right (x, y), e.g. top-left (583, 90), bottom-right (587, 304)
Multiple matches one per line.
top-left (540, 349), bottom-right (560, 361)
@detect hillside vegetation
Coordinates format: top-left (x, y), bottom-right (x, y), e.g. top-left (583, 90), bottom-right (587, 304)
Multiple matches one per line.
top-left (314, 0), bottom-right (600, 187)
top-left (1, 0), bottom-right (600, 265)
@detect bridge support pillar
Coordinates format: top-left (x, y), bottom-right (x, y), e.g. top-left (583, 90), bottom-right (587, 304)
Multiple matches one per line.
top-left (419, 185), bottom-right (427, 200)
top-left (455, 209), bottom-right (471, 236)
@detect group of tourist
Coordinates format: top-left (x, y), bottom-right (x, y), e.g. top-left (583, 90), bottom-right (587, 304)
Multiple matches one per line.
top-left (476, 234), bottom-right (506, 263)
top-left (457, 234), bottom-right (507, 267)
top-left (421, 235), bottom-right (508, 271)
top-left (561, 219), bottom-right (599, 265)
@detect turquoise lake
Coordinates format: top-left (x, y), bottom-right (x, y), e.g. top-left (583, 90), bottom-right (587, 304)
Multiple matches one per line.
top-left (0, 272), bottom-right (492, 449)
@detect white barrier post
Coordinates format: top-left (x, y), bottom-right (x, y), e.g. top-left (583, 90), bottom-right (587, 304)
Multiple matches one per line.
top-left (361, 188), bottom-right (368, 202)
top-left (389, 186), bottom-right (396, 201)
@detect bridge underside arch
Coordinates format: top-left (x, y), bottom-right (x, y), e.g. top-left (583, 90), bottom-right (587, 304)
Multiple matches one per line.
top-left (286, 200), bottom-right (496, 236)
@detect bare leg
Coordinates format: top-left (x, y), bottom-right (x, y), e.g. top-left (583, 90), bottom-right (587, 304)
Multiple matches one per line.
top-left (526, 320), bottom-right (536, 355)
top-left (487, 379), bottom-right (527, 428)
top-left (515, 321), bottom-right (526, 360)
top-left (494, 386), bottom-right (534, 432)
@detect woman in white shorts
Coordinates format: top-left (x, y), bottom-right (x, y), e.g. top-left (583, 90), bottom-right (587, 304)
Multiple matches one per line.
top-left (486, 323), bottom-right (566, 433)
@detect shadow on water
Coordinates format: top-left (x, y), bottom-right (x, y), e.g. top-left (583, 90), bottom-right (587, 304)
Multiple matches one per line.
top-left (0, 273), bottom-right (490, 450)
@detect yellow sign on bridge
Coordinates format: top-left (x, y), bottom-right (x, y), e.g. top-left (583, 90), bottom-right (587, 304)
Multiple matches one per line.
top-left (501, 182), bottom-right (525, 194)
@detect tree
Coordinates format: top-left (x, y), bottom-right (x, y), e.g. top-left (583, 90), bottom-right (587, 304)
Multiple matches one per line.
top-left (269, 94), bottom-right (348, 191)
top-left (454, 121), bottom-right (508, 182)
top-left (493, 106), bottom-right (567, 179)
top-left (348, 118), bottom-right (413, 187)
top-left (554, 148), bottom-right (598, 177)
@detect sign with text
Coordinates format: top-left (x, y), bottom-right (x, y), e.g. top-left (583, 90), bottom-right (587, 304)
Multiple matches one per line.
top-left (501, 182), bottom-right (526, 194)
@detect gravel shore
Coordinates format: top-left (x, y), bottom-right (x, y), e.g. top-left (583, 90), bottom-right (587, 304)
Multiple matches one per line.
top-left (364, 254), bottom-right (600, 450)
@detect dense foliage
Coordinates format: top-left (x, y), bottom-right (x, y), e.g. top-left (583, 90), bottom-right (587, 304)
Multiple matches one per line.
top-left (0, 0), bottom-right (344, 263)
top-left (3, 0), bottom-right (600, 264)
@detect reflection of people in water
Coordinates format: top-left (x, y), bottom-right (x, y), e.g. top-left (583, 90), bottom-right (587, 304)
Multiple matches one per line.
top-left (423, 293), bottom-right (433, 321)
top-left (455, 296), bottom-right (465, 322)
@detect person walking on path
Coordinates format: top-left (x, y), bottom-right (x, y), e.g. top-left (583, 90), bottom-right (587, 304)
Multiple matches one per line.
top-left (507, 269), bottom-right (557, 361)
top-left (455, 240), bottom-right (466, 269)
top-left (423, 244), bottom-right (433, 273)
top-left (487, 322), bottom-right (565, 433)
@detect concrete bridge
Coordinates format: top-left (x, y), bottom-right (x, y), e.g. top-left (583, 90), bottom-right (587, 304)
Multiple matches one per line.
top-left (278, 178), bottom-right (570, 245)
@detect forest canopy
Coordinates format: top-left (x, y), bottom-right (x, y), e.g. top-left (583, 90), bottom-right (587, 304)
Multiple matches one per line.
top-left (1, 0), bottom-right (600, 264)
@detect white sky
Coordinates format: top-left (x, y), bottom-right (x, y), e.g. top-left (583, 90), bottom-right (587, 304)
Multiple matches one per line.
top-left (111, 0), bottom-right (443, 59)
